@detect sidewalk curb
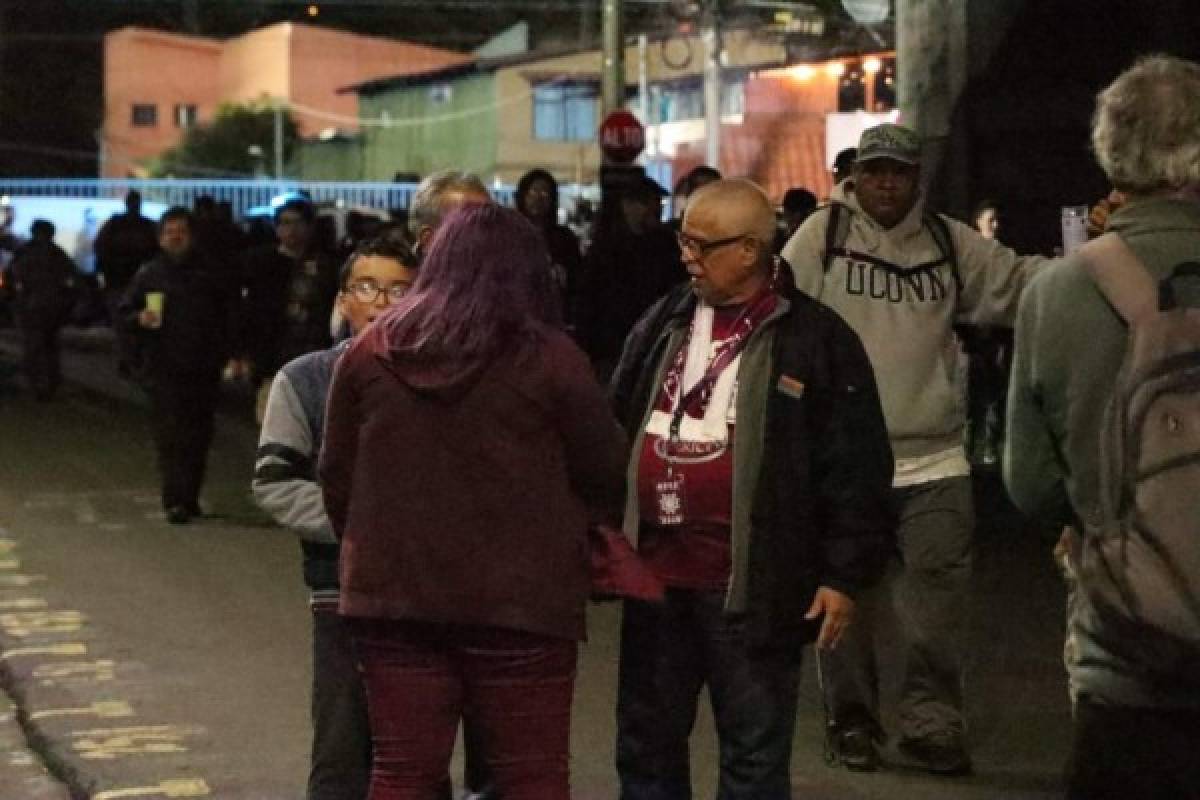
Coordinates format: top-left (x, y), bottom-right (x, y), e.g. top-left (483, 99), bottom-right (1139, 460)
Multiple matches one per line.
top-left (0, 665), bottom-right (87, 800)
top-left (0, 687), bottom-right (76, 800)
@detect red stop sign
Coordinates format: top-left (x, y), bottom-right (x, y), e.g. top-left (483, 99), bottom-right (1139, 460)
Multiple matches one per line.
top-left (598, 110), bottom-right (645, 164)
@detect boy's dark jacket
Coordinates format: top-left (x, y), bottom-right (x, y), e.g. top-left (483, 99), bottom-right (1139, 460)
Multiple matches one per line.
top-left (609, 279), bottom-right (895, 651)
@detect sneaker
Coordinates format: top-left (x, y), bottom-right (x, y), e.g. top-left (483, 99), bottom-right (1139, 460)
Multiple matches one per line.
top-left (979, 442), bottom-right (999, 467)
top-left (827, 724), bottom-right (880, 772)
top-left (165, 506), bottom-right (191, 525)
top-left (896, 731), bottom-right (972, 776)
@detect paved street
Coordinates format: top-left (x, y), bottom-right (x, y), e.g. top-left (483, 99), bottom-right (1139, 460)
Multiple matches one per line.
top-left (0, 331), bottom-right (1072, 799)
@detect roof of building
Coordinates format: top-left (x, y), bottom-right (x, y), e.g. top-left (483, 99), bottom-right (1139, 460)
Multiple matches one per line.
top-left (341, 47), bottom-right (820, 97)
top-left (106, 22), bottom-right (468, 72)
top-left (341, 44), bottom-right (593, 95)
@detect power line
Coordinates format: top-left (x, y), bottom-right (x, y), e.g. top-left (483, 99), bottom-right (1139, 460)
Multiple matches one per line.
top-left (285, 72), bottom-right (587, 127)
top-left (0, 139), bottom-right (256, 178)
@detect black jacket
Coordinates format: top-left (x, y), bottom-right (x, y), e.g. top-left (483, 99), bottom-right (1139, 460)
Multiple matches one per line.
top-left (577, 225), bottom-right (686, 363)
top-left (118, 251), bottom-right (236, 381)
top-left (610, 282), bottom-right (895, 650)
top-left (5, 239), bottom-right (78, 324)
top-left (240, 245), bottom-right (339, 383)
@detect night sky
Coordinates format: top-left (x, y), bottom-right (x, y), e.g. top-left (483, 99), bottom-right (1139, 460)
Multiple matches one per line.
top-left (3, 0), bottom-right (1200, 253)
top-left (0, 0), bottom-right (659, 177)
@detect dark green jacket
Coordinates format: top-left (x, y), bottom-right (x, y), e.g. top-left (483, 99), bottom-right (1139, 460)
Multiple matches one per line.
top-left (1005, 195), bottom-right (1200, 708)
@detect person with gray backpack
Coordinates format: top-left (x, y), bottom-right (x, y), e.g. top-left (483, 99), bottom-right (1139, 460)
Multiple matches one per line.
top-left (1006, 54), bottom-right (1200, 799)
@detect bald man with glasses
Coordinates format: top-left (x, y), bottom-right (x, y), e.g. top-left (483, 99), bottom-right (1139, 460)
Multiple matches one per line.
top-left (609, 178), bottom-right (894, 800)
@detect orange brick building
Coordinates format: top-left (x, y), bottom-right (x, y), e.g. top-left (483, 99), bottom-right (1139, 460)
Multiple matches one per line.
top-left (102, 23), bottom-right (468, 178)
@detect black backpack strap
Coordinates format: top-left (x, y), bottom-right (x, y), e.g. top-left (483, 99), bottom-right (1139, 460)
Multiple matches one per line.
top-left (822, 202), bottom-right (852, 273)
top-left (923, 212), bottom-right (961, 295)
top-left (1160, 261), bottom-right (1200, 311)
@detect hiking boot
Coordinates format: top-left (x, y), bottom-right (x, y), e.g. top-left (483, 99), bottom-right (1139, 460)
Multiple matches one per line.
top-left (827, 724), bottom-right (880, 771)
top-left (896, 731), bottom-right (972, 776)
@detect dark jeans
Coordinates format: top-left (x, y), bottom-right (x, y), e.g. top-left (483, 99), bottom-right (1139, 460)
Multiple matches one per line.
top-left (963, 327), bottom-right (1013, 460)
top-left (1066, 696), bottom-right (1200, 800)
top-left (310, 609), bottom-right (371, 800)
top-left (149, 374), bottom-right (219, 511)
top-left (351, 618), bottom-right (576, 800)
top-left (18, 317), bottom-right (62, 399)
top-left (616, 589), bottom-right (801, 800)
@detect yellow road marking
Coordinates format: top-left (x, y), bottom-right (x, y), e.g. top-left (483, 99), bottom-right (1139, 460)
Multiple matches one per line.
top-left (72, 723), bottom-right (205, 760)
top-left (34, 659), bottom-right (116, 684)
top-left (0, 610), bottom-right (85, 637)
top-left (0, 642), bottom-right (87, 660)
top-left (0, 573), bottom-right (46, 587)
top-left (0, 597), bottom-right (47, 610)
top-left (93, 779), bottom-right (211, 799)
top-left (30, 700), bottom-right (134, 720)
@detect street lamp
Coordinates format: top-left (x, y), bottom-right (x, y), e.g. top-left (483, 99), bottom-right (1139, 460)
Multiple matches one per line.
top-left (247, 144), bottom-right (265, 179)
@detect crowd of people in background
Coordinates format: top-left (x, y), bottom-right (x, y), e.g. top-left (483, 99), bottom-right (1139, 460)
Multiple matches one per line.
top-left (2, 52), bottom-right (1200, 800)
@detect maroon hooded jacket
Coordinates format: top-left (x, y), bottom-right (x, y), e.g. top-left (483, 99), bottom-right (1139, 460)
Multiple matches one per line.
top-left (319, 319), bottom-right (627, 641)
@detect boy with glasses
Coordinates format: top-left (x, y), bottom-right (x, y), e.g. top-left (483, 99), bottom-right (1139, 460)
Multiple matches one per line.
top-left (253, 235), bottom-right (416, 800)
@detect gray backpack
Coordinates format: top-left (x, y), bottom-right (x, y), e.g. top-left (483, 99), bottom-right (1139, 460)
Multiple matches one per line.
top-left (1080, 232), bottom-right (1200, 681)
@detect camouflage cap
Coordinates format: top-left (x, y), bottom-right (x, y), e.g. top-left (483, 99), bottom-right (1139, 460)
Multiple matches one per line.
top-left (855, 123), bottom-right (921, 165)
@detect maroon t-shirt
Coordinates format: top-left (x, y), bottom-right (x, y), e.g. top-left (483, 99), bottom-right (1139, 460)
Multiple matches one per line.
top-left (636, 304), bottom-right (747, 590)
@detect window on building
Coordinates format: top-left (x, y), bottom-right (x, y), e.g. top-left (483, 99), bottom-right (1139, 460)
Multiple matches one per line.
top-left (873, 57), bottom-right (897, 110)
top-left (653, 77), bottom-right (745, 123)
top-left (131, 103), bottom-right (158, 127)
top-left (837, 62), bottom-right (867, 112)
top-left (533, 81), bottom-right (598, 142)
top-left (174, 104), bottom-right (198, 129)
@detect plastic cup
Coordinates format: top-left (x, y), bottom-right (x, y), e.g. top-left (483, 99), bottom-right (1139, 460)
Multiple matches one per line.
top-left (144, 292), bottom-right (164, 328)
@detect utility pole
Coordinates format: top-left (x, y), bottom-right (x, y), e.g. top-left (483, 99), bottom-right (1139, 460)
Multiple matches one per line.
top-left (273, 101), bottom-right (284, 180)
top-left (182, 0), bottom-right (201, 34)
top-left (703, 1), bottom-right (723, 169)
top-left (601, 0), bottom-right (625, 116)
top-left (638, 34), bottom-right (651, 155)
top-left (896, 0), bottom-right (968, 208)
top-left (94, 129), bottom-right (106, 179)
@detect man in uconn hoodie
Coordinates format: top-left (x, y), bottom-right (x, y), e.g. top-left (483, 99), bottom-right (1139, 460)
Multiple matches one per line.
top-left (781, 123), bottom-right (1054, 774)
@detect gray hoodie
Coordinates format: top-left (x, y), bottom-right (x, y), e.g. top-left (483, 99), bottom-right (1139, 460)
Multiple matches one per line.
top-left (781, 183), bottom-right (1051, 464)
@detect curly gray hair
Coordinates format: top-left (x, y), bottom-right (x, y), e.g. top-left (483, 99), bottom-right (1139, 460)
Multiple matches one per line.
top-left (408, 170), bottom-right (489, 236)
top-left (1092, 54), bottom-right (1200, 194)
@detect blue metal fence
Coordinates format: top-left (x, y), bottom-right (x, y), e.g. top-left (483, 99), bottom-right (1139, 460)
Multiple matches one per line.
top-left (0, 179), bottom-right (522, 218)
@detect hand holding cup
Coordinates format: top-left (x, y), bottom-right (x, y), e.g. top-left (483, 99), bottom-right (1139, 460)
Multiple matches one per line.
top-left (141, 292), bottom-right (164, 329)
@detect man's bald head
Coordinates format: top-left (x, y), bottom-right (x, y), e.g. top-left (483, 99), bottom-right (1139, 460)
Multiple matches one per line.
top-left (686, 179), bottom-right (778, 259)
top-left (679, 178), bottom-right (778, 306)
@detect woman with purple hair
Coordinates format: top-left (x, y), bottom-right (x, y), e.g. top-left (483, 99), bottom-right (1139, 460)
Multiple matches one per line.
top-left (320, 204), bottom-right (627, 800)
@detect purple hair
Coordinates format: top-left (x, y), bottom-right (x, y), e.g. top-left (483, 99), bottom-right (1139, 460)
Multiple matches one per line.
top-left (381, 203), bottom-right (562, 362)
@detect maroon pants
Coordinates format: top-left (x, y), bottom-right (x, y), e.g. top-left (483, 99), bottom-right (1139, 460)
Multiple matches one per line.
top-left (350, 618), bottom-right (577, 800)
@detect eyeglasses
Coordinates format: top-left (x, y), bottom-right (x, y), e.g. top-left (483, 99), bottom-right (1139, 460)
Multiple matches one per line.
top-left (677, 231), bottom-right (753, 258)
top-left (346, 279), bottom-right (411, 304)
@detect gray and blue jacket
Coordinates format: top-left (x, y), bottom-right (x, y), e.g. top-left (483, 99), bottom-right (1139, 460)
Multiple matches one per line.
top-left (253, 340), bottom-right (349, 596)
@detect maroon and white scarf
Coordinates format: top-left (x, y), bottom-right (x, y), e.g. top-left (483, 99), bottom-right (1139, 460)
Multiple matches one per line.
top-left (647, 285), bottom-right (779, 447)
